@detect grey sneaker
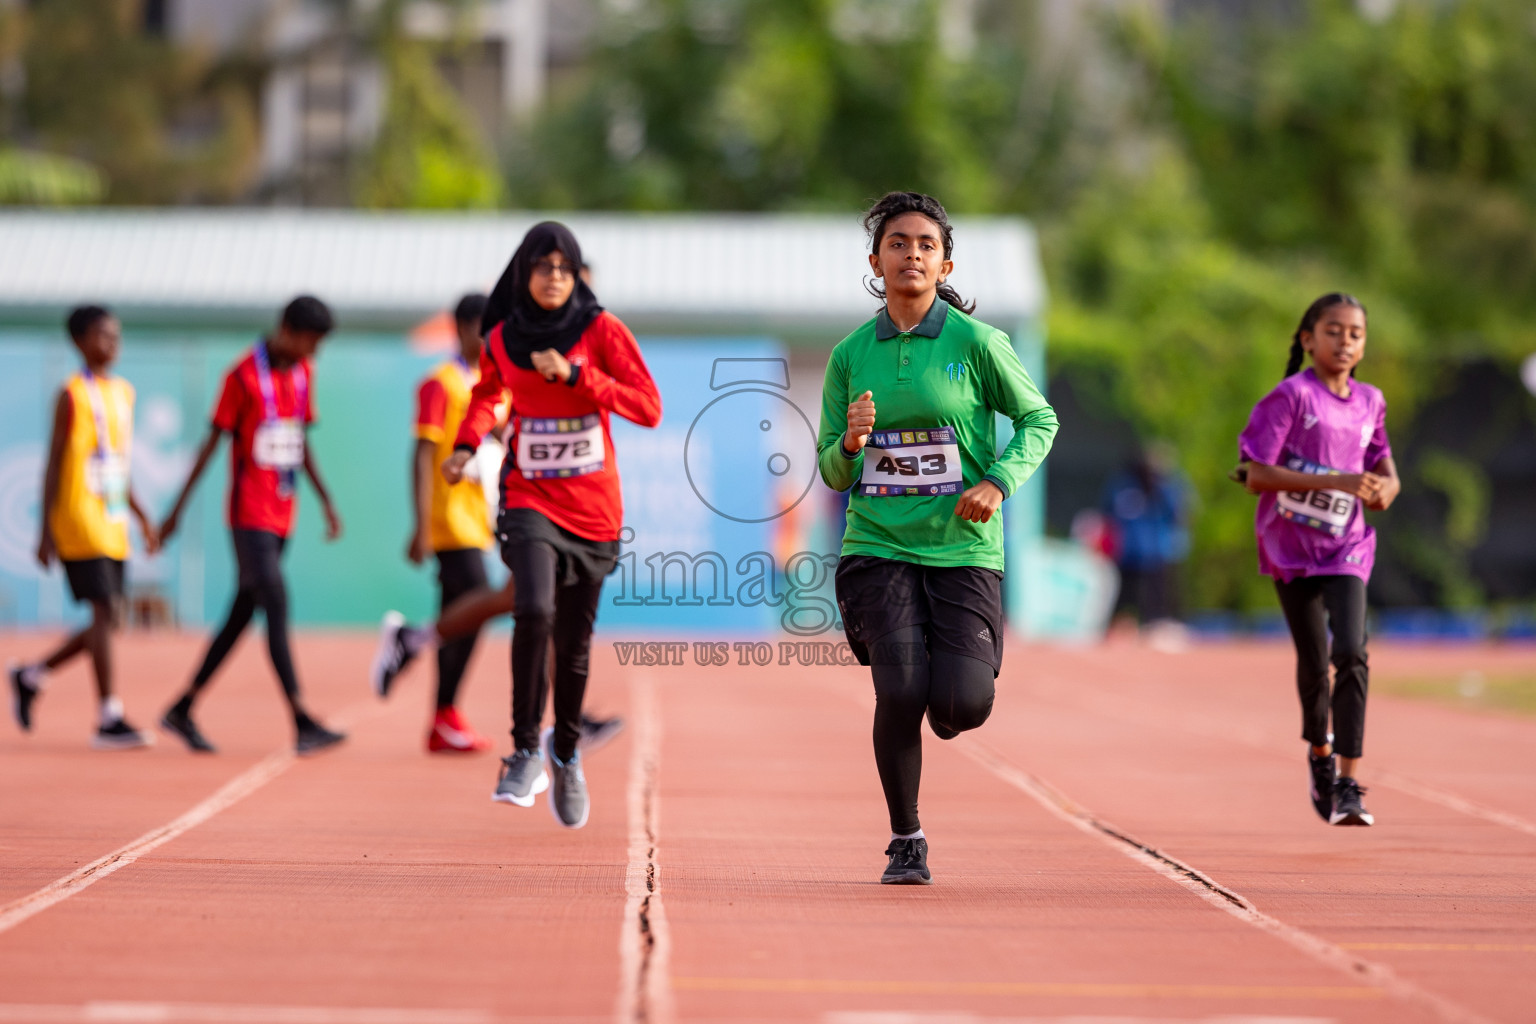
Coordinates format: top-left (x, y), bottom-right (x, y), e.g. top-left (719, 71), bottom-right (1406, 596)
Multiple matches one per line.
top-left (543, 726), bottom-right (589, 829)
top-left (493, 746), bottom-right (548, 807)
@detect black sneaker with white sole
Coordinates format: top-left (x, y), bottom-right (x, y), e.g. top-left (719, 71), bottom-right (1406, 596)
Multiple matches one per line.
top-left (10, 664), bottom-right (39, 732)
top-left (1308, 750), bottom-right (1337, 822)
top-left (577, 713), bottom-right (625, 753)
top-left (493, 747), bottom-right (548, 807)
top-left (544, 728), bottom-right (590, 829)
top-left (93, 719), bottom-right (152, 750)
top-left (369, 611), bottom-right (419, 698)
top-left (295, 720), bottom-right (347, 756)
top-left (161, 704), bottom-right (217, 753)
top-left (1330, 777), bottom-right (1374, 826)
top-left (881, 837), bottom-right (932, 885)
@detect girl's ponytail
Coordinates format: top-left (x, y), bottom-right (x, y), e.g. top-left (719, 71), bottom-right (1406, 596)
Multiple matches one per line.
top-left (1287, 292), bottom-right (1365, 380)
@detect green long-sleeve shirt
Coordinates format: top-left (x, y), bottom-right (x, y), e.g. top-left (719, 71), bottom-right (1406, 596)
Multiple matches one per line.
top-left (817, 299), bottom-right (1059, 571)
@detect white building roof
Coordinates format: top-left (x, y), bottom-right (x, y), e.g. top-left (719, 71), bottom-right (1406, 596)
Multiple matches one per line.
top-left (0, 210), bottom-right (1045, 330)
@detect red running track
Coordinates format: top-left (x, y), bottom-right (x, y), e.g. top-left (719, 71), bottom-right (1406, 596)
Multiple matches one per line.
top-left (1, 630), bottom-right (1533, 1024)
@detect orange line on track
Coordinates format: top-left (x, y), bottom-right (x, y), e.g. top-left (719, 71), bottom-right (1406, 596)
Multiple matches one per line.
top-left (672, 977), bottom-right (1382, 999)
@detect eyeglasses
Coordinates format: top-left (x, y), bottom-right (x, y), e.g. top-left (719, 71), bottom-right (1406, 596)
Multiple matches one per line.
top-left (531, 259), bottom-right (578, 279)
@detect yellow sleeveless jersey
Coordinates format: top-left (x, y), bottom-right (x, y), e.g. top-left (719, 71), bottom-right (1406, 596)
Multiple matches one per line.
top-left (51, 372), bottom-right (134, 561)
top-left (416, 360), bottom-right (499, 552)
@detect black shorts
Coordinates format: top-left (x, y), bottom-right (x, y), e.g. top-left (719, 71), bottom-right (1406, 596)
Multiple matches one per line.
top-left (63, 557), bottom-right (125, 604)
top-left (834, 555), bottom-right (1005, 674)
top-left (436, 547), bottom-right (490, 606)
top-left (232, 529), bottom-right (286, 590)
top-left (497, 508), bottom-right (618, 588)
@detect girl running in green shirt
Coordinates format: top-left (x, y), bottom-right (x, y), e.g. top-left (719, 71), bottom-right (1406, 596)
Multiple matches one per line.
top-left (818, 192), bottom-right (1059, 885)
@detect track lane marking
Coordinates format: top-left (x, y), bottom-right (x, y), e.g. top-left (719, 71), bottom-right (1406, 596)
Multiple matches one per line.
top-left (615, 670), bottom-right (672, 1024)
top-left (673, 977), bottom-right (1377, 998)
top-left (0, 1004), bottom-right (494, 1023)
top-left (955, 737), bottom-right (1495, 1024)
top-left (1042, 651), bottom-right (1536, 840)
top-left (0, 700), bottom-right (380, 937)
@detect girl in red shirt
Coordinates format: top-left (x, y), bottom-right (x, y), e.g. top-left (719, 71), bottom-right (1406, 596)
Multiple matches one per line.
top-left (443, 222), bottom-right (661, 828)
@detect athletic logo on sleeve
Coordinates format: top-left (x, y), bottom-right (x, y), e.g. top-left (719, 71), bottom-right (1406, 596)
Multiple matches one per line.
top-left (1303, 413), bottom-right (1319, 429)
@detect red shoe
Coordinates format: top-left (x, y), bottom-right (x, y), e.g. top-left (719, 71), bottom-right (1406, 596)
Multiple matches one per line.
top-left (427, 707), bottom-right (492, 753)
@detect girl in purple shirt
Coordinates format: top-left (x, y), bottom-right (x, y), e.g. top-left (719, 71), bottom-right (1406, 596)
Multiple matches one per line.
top-left (1237, 293), bottom-right (1400, 827)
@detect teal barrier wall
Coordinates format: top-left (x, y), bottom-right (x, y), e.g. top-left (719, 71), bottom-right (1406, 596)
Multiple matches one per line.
top-left (0, 331), bottom-right (815, 634)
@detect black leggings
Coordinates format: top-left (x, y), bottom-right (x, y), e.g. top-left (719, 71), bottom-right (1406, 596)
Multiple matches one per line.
top-left (1274, 574), bottom-right (1368, 759)
top-left (182, 529), bottom-right (305, 723)
top-left (505, 541), bottom-right (604, 762)
top-left (435, 548), bottom-right (489, 710)
top-left (870, 624), bottom-right (996, 835)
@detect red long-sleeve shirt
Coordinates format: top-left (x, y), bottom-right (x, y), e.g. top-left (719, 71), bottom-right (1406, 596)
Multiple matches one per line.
top-left (456, 311), bottom-right (662, 542)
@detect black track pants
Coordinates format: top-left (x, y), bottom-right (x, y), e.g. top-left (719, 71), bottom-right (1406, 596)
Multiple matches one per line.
top-left (434, 548), bottom-right (489, 710)
top-left (183, 529), bottom-right (304, 721)
top-left (1274, 574), bottom-right (1369, 759)
top-left (504, 540), bottom-right (604, 762)
top-left (870, 624), bottom-right (996, 835)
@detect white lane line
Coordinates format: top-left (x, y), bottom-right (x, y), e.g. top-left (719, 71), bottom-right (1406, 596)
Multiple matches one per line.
top-left (0, 1004), bottom-right (493, 1023)
top-left (1372, 768), bottom-right (1536, 839)
top-left (0, 748), bottom-right (293, 935)
top-left (0, 701), bottom-right (380, 937)
top-left (615, 671), bottom-right (673, 1024)
top-left (1036, 661), bottom-right (1536, 841)
top-left (956, 738), bottom-right (1496, 1024)
top-left (825, 1015), bottom-right (1333, 1024)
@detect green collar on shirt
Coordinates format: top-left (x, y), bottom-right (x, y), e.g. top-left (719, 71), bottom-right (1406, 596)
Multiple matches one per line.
top-left (874, 298), bottom-right (950, 340)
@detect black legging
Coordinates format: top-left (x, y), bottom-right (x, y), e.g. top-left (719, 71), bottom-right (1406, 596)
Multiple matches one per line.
top-left (435, 548), bottom-right (489, 710)
top-left (870, 624), bottom-right (996, 835)
top-left (180, 529), bottom-right (305, 724)
top-left (505, 540), bottom-right (604, 762)
top-left (1274, 574), bottom-right (1368, 758)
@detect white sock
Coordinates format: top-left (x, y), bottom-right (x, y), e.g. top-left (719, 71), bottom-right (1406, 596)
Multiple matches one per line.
top-left (891, 829), bottom-right (925, 841)
top-left (99, 695), bottom-right (124, 728)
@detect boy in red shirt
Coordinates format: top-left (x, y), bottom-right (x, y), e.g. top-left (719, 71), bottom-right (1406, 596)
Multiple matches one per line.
top-left (157, 296), bottom-right (346, 755)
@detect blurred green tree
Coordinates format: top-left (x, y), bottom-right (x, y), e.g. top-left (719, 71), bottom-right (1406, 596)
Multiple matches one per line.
top-left (3, 0), bottom-right (258, 204)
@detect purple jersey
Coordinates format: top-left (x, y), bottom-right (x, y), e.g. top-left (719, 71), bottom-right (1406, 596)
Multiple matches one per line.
top-left (1238, 368), bottom-right (1391, 582)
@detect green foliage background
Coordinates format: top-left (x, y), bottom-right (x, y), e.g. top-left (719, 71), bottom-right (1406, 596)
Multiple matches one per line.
top-left (4, 0), bottom-right (1533, 611)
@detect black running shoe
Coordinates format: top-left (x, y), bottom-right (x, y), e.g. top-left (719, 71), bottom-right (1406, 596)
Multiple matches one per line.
top-left (161, 704), bottom-right (217, 753)
top-left (578, 713), bottom-right (625, 753)
top-left (9, 663), bottom-right (39, 732)
top-left (295, 720), bottom-right (347, 756)
top-left (93, 719), bottom-right (152, 750)
top-left (1330, 777), bottom-right (1374, 826)
top-left (369, 611), bottom-right (418, 698)
top-left (881, 837), bottom-right (932, 885)
top-left (1308, 750), bottom-right (1337, 822)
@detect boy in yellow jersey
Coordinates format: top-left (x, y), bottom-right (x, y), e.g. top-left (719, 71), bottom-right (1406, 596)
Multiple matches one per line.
top-left (10, 306), bottom-right (160, 748)
top-left (377, 294), bottom-right (499, 752)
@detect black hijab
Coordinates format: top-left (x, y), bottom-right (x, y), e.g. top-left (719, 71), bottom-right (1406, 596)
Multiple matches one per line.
top-left (480, 221), bottom-right (604, 369)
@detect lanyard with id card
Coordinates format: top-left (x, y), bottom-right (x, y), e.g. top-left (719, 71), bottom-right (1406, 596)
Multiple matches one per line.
top-left (1275, 455), bottom-right (1356, 537)
top-left (516, 413), bottom-right (605, 479)
top-left (859, 427), bottom-right (964, 497)
top-left (252, 342), bottom-right (308, 495)
top-left (81, 371), bottom-right (129, 521)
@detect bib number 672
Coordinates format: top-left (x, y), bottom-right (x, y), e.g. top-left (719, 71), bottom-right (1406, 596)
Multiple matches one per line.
top-left (528, 439), bottom-right (593, 461)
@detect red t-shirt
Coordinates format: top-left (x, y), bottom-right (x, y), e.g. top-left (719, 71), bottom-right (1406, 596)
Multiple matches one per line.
top-left (212, 347), bottom-right (316, 538)
top-left (456, 312), bottom-right (662, 542)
